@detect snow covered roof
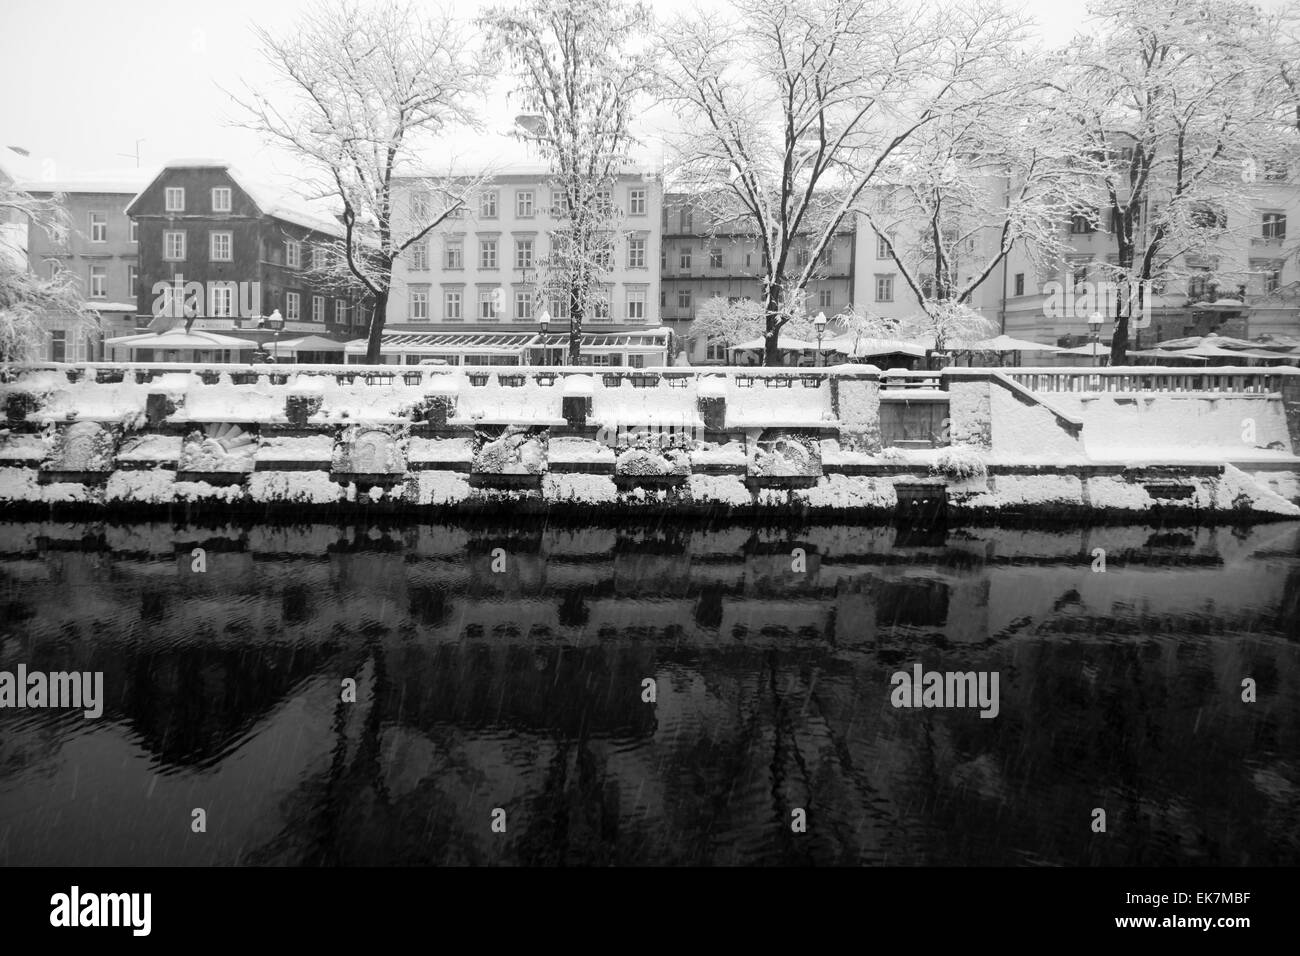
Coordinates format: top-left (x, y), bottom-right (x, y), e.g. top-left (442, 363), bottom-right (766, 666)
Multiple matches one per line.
top-left (105, 327), bottom-right (260, 349)
top-left (125, 161), bottom-right (346, 238)
top-left (85, 302), bottom-right (139, 313)
top-left (17, 172), bottom-right (150, 195)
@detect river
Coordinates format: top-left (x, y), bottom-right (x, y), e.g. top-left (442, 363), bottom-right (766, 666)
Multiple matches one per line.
top-left (0, 518), bottom-right (1296, 865)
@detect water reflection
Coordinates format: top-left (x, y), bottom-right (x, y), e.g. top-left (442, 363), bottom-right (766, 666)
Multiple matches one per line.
top-left (0, 519), bottom-right (1297, 866)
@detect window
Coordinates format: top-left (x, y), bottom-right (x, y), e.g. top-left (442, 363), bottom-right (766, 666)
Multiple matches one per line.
top-left (88, 265), bottom-right (106, 298)
top-left (336, 300), bottom-right (349, 324)
top-left (1263, 212), bottom-right (1287, 241)
top-left (514, 290), bottom-right (533, 320)
top-left (626, 289), bottom-right (646, 322)
top-left (410, 290), bottom-right (428, 320)
top-left (709, 248), bottom-right (723, 269)
top-left (629, 188), bottom-right (646, 215)
top-left (516, 191), bottom-right (534, 217)
top-left (680, 209), bottom-right (692, 231)
top-left (410, 192), bottom-right (429, 221)
top-left (1014, 273), bottom-right (1025, 296)
top-left (444, 290), bottom-right (462, 321)
top-left (480, 239), bottom-right (498, 269)
top-left (285, 292), bottom-right (301, 320)
top-left (164, 187), bottom-right (185, 212)
top-left (48, 259), bottom-right (62, 278)
top-left (1253, 260), bottom-right (1282, 295)
top-left (596, 189), bottom-right (612, 214)
top-left (211, 187), bottom-right (232, 212)
top-left (595, 240), bottom-right (613, 271)
top-left (876, 233), bottom-right (892, 259)
top-left (679, 248), bottom-right (692, 270)
top-left (286, 240), bottom-right (302, 269)
top-left (50, 330), bottom-right (66, 363)
top-left (1191, 205), bottom-right (1227, 229)
top-left (661, 248), bottom-right (667, 271)
top-left (677, 290), bottom-right (692, 310)
top-left (920, 275), bottom-right (936, 298)
top-left (874, 274), bottom-right (894, 302)
top-left (479, 289), bottom-right (500, 321)
top-left (548, 294), bottom-right (570, 319)
top-left (163, 230), bottom-right (186, 261)
top-left (1264, 159), bottom-right (1289, 182)
top-left (551, 190), bottom-right (569, 217)
top-left (128, 264), bottom-right (138, 295)
top-left (312, 295), bottom-right (325, 322)
top-left (1188, 268), bottom-right (1213, 299)
top-left (89, 212), bottom-right (107, 243)
top-left (817, 289), bottom-right (832, 309)
top-left (130, 220), bottom-right (138, 243)
top-left (210, 231), bottom-right (232, 261)
top-left (593, 291), bottom-right (609, 320)
top-left (745, 252), bottom-right (753, 269)
top-left (628, 237), bottom-right (645, 268)
top-left (1069, 212), bottom-right (1095, 234)
top-left (515, 238), bottom-right (534, 269)
top-left (480, 191), bottom-right (498, 219)
top-left (210, 284), bottom-right (234, 317)
top-left (706, 343), bottom-right (726, 362)
top-left (445, 241), bottom-right (463, 270)
top-left (411, 240), bottom-right (429, 271)
top-left (1070, 260), bottom-right (1089, 290)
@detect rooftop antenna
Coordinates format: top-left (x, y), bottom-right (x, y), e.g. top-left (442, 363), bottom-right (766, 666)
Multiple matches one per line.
top-left (116, 139), bottom-right (146, 168)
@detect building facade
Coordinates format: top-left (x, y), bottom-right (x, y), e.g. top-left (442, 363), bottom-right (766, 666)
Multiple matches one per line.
top-left (19, 177), bottom-right (148, 361)
top-left (126, 161), bottom-right (366, 342)
top-left (386, 169), bottom-right (663, 361)
top-left (661, 193), bottom-right (857, 364)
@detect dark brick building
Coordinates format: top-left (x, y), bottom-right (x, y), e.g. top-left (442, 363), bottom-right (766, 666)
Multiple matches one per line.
top-left (126, 161), bottom-right (368, 341)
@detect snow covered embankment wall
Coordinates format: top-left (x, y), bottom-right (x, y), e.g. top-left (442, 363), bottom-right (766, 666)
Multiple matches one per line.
top-left (0, 363), bottom-right (1296, 518)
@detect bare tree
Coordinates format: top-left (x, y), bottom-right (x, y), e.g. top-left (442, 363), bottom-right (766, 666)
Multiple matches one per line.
top-left (660, 0), bottom-right (1032, 366)
top-left (0, 186), bottom-right (86, 365)
top-left (233, 0), bottom-right (490, 362)
top-left (1057, 0), bottom-right (1295, 364)
top-left (862, 79), bottom-right (1092, 332)
top-left (482, 0), bottom-right (655, 365)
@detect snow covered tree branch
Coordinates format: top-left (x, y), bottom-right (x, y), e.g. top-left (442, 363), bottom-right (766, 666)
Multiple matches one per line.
top-left (660, 0), bottom-right (1033, 366)
top-left (231, 0), bottom-right (491, 362)
top-left (1, 185), bottom-right (87, 366)
top-left (481, 0), bottom-right (655, 364)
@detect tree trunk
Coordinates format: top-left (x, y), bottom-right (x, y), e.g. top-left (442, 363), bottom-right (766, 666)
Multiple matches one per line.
top-left (364, 289), bottom-right (389, 365)
top-left (568, 282), bottom-right (582, 366)
top-left (763, 283), bottom-right (783, 367)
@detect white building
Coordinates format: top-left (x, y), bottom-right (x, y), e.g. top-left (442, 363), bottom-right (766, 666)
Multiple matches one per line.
top-left (387, 168), bottom-right (663, 354)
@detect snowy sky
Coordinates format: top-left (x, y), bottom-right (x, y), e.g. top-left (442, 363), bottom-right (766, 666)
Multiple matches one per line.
top-left (1, 0), bottom-right (1291, 195)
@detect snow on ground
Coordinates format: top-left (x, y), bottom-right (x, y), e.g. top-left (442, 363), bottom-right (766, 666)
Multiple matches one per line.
top-left (116, 434), bottom-right (182, 462)
top-left (255, 435), bottom-right (335, 462)
top-left (407, 436), bottom-right (474, 464)
top-left (548, 437), bottom-right (615, 464)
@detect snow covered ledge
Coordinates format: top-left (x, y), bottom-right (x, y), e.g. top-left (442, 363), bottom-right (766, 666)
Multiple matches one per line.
top-left (0, 362), bottom-right (1297, 519)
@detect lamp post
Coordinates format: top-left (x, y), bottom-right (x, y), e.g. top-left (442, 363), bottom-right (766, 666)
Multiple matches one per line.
top-left (537, 309), bottom-right (551, 366)
top-left (813, 311), bottom-right (827, 367)
top-left (1088, 310), bottom-right (1104, 367)
top-left (265, 308), bottom-right (284, 364)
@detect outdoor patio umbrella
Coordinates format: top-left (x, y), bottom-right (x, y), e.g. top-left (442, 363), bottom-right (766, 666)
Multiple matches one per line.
top-left (968, 334), bottom-right (1064, 353)
top-left (105, 327), bottom-right (260, 359)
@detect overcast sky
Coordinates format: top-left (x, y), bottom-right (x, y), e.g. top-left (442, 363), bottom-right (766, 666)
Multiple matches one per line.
top-left (0, 0), bottom-right (1286, 196)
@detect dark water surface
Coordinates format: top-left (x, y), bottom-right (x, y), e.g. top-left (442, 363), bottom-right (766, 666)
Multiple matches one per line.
top-left (0, 518), bottom-right (1297, 866)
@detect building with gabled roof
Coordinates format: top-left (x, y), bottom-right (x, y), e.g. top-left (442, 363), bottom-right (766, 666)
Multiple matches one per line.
top-left (125, 160), bottom-right (369, 344)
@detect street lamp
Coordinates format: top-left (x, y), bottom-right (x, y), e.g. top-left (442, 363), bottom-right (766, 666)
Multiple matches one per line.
top-left (262, 308), bottom-right (285, 364)
top-left (1088, 310), bottom-right (1104, 367)
top-left (537, 309), bottom-right (551, 366)
top-left (813, 311), bottom-right (828, 367)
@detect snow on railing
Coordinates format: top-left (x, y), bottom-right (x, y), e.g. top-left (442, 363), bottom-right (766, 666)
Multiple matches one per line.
top-left (1004, 365), bottom-right (1298, 396)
